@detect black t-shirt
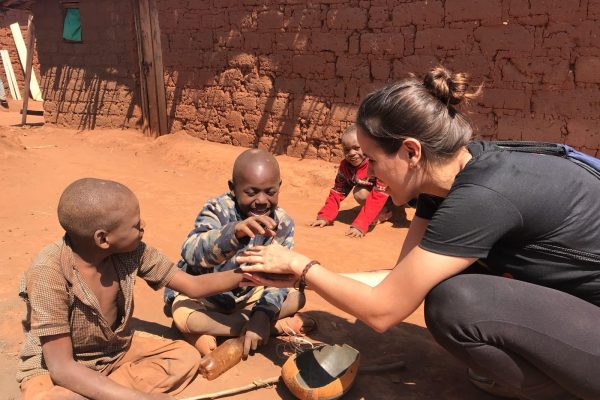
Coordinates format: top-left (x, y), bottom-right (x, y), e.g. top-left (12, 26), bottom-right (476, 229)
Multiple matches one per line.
top-left (417, 141), bottom-right (600, 306)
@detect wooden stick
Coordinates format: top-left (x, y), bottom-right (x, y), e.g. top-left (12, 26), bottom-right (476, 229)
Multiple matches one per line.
top-left (180, 360), bottom-right (405, 400)
top-left (131, 0), bottom-right (149, 133)
top-left (1, 49), bottom-right (20, 100)
top-left (180, 376), bottom-right (280, 400)
top-left (360, 360), bottom-right (406, 373)
top-left (10, 21), bottom-right (42, 101)
top-left (21, 15), bottom-right (35, 126)
top-left (148, 0), bottom-right (167, 135)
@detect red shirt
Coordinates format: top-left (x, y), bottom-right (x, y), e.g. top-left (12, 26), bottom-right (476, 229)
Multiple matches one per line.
top-left (317, 159), bottom-right (389, 233)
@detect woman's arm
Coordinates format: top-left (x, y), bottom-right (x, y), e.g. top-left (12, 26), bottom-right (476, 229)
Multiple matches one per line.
top-left (397, 215), bottom-right (429, 263)
top-left (239, 244), bottom-right (475, 333)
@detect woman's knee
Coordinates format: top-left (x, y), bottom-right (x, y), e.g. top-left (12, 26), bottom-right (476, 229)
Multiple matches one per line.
top-left (424, 274), bottom-right (492, 337)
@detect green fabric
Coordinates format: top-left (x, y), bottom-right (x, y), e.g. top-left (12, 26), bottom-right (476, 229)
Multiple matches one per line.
top-left (62, 8), bottom-right (81, 42)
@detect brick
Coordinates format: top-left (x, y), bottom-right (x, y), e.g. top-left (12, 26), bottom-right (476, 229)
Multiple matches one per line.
top-left (371, 59), bottom-right (391, 80)
top-left (474, 25), bottom-right (534, 54)
top-left (360, 32), bottom-right (404, 54)
top-left (330, 103), bottom-right (357, 122)
top-left (231, 131), bottom-right (255, 147)
top-left (572, 20), bottom-right (600, 47)
top-left (287, 7), bottom-right (323, 28)
top-left (480, 89), bottom-right (530, 111)
top-left (393, 55), bottom-right (440, 79)
top-left (232, 92), bottom-right (258, 111)
top-left (229, 9), bottom-right (257, 31)
top-left (243, 32), bottom-right (273, 51)
top-left (369, 6), bottom-right (390, 28)
top-left (228, 52), bottom-right (257, 71)
top-left (392, 1), bottom-right (444, 27)
top-left (275, 32), bottom-right (310, 51)
top-left (306, 79), bottom-right (345, 98)
top-left (246, 74), bottom-right (274, 93)
top-left (590, 0), bottom-right (600, 18)
top-left (497, 116), bottom-right (564, 142)
top-left (274, 77), bottom-right (306, 94)
top-left (415, 28), bottom-right (470, 51)
top-left (326, 8), bottom-right (367, 30)
top-left (311, 32), bottom-right (349, 53)
top-left (292, 54), bottom-right (327, 77)
top-left (532, 89), bottom-right (600, 117)
top-left (335, 56), bottom-right (370, 78)
top-left (500, 57), bottom-right (570, 85)
top-left (258, 54), bottom-right (288, 73)
top-left (575, 56), bottom-right (600, 84)
top-left (529, 0), bottom-right (586, 23)
top-left (445, 0), bottom-right (501, 24)
top-left (257, 10), bottom-right (285, 30)
top-left (566, 119), bottom-right (600, 148)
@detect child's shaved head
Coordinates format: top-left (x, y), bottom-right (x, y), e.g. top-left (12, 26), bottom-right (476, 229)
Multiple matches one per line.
top-left (342, 124), bottom-right (357, 139)
top-left (232, 149), bottom-right (280, 185)
top-left (58, 178), bottom-right (137, 238)
top-left (229, 149), bottom-right (281, 218)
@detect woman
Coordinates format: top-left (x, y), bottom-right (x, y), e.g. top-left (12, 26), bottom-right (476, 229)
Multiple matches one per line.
top-left (238, 66), bottom-right (600, 400)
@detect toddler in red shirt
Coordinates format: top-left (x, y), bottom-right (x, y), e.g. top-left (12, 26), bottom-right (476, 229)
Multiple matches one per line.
top-left (309, 125), bottom-right (394, 237)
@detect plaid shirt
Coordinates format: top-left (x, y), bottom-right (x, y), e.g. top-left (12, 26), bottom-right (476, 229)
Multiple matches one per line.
top-left (166, 192), bottom-right (294, 319)
top-left (17, 237), bottom-right (177, 383)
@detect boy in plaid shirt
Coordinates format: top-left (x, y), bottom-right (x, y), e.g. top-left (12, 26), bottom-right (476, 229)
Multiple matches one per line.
top-left (18, 178), bottom-right (244, 400)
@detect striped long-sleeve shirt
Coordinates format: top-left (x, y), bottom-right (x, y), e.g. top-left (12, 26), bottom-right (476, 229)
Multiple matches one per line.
top-left (166, 192), bottom-right (294, 319)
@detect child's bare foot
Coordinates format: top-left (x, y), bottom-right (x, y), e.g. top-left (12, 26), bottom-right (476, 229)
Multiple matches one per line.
top-left (274, 314), bottom-right (317, 336)
top-left (183, 332), bottom-right (217, 356)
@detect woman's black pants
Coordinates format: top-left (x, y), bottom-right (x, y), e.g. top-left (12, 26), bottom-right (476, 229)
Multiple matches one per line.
top-left (425, 274), bottom-right (600, 400)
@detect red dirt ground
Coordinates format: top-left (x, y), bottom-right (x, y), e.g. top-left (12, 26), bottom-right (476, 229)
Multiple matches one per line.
top-left (0, 110), bottom-right (495, 399)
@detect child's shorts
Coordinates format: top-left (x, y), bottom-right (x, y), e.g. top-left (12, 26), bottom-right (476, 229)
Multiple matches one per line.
top-left (172, 287), bottom-right (265, 333)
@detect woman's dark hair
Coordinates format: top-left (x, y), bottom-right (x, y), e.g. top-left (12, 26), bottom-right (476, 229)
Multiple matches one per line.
top-left (356, 66), bottom-right (482, 164)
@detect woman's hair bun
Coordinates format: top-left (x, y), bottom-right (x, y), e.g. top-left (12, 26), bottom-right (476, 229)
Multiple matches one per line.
top-left (423, 66), bottom-right (475, 106)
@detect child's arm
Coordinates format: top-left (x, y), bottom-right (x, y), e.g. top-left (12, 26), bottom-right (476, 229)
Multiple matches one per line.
top-left (314, 162), bottom-right (354, 225)
top-left (42, 334), bottom-right (169, 400)
top-left (181, 197), bottom-right (249, 269)
top-left (136, 243), bottom-right (244, 298)
top-left (167, 268), bottom-right (243, 299)
top-left (350, 181), bottom-right (389, 234)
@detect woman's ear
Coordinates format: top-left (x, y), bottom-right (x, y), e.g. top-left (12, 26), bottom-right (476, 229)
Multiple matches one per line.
top-left (401, 138), bottom-right (422, 165)
top-left (94, 230), bottom-right (110, 249)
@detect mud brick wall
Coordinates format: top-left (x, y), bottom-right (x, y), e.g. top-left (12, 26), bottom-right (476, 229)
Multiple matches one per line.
top-left (33, 0), bottom-right (141, 129)
top-left (159, 0), bottom-right (600, 159)
top-left (33, 0), bottom-right (600, 158)
top-left (0, 9), bottom-right (41, 101)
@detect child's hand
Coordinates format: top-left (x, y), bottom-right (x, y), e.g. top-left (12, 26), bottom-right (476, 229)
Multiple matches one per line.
top-left (345, 226), bottom-right (364, 238)
top-left (308, 218), bottom-right (329, 228)
top-left (235, 215), bottom-right (277, 239)
top-left (242, 311), bottom-right (271, 358)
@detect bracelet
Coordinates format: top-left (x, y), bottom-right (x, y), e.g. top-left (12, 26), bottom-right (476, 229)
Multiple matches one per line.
top-left (298, 260), bottom-right (319, 293)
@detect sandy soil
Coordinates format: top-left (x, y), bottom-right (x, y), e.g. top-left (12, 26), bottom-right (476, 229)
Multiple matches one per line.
top-left (0, 110), bottom-right (494, 399)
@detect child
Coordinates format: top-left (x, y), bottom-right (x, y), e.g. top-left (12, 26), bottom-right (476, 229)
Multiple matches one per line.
top-left (18, 178), bottom-right (245, 400)
top-left (309, 124), bottom-right (394, 237)
top-left (167, 149), bottom-right (307, 358)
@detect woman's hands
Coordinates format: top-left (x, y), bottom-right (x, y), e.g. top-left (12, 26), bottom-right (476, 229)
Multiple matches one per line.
top-left (236, 243), bottom-right (310, 288)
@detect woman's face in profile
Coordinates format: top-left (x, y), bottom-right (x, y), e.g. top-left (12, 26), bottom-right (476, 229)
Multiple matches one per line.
top-left (356, 127), bottom-right (417, 206)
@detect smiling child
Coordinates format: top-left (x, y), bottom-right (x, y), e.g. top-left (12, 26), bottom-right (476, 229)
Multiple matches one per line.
top-left (167, 149), bottom-right (306, 358)
top-left (309, 124), bottom-right (394, 237)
